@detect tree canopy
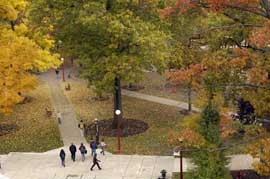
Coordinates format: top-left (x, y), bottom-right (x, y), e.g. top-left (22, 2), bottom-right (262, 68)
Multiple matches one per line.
top-left (0, 0), bottom-right (60, 114)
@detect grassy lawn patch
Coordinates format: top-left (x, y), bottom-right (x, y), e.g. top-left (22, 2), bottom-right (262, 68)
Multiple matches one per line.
top-left (172, 172), bottom-right (189, 179)
top-left (63, 81), bottom-right (185, 155)
top-left (172, 172), bottom-right (232, 179)
top-left (136, 72), bottom-right (196, 103)
top-left (0, 82), bottom-right (63, 154)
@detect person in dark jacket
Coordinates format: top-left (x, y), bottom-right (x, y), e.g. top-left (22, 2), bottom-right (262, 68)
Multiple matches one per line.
top-left (69, 143), bottom-right (77, 162)
top-left (91, 141), bottom-right (98, 156)
top-left (79, 143), bottom-right (87, 161)
top-left (59, 149), bottom-right (66, 167)
top-left (55, 69), bottom-right (59, 78)
top-left (90, 153), bottom-right (101, 170)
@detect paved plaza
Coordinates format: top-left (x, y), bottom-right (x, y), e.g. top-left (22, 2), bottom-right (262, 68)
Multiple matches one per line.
top-left (0, 149), bottom-right (174, 179)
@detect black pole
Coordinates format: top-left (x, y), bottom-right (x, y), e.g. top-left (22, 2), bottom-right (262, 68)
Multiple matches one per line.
top-left (113, 77), bottom-right (122, 128)
top-left (180, 150), bottom-right (183, 179)
top-left (95, 122), bottom-right (99, 145)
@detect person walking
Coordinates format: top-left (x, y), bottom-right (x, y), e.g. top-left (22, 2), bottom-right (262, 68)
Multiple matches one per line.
top-left (100, 139), bottom-right (106, 155)
top-left (57, 111), bottom-right (62, 124)
top-left (69, 143), bottom-right (77, 162)
top-left (78, 120), bottom-right (85, 137)
top-left (90, 153), bottom-right (102, 171)
top-left (55, 69), bottom-right (59, 79)
top-left (90, 138), bottom-right (94, 156)
top-left (59, 149), bottom-right (66, 167)
top-left (79, 143), bottom-right (87, 161)
top-left (90, 141), bottom-right (97, 156)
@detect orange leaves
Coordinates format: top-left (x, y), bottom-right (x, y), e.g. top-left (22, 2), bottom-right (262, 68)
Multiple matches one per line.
top-left (157, 7), bottom-right (173, 19)
top-left (165, 64), bottom-right (203, 89)
top-left (159, 0), bottom-right (260, 16)
top-left (220, 114), bottom-right (235, 139)
top-left (249, 20), bottom-right (270, 49)
top-left (175, 0), bottom-right (196, 14)
top-left (244, 127), bottom-right (270, 176)
top-left (168, 128), bottom-right (206, 148)
top-left (205, 0), bottom-right (260, 11)
top-left (252, 138), bottom-right (270, 176)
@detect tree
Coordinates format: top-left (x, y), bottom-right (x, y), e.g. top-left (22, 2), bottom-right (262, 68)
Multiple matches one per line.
top-left (166, 64), bottom-right (203, 111)
top-left (29, 0), bottom-right (171, 128)
top-left (161, 0), bottom-right (270, 176)
top-left (169, 104), bottom-right (230, 179)
top-left (0, 0), bottom-right (60, 114)
top-left (78, 5), bottom-right (170, 128)
top-left (245, 126), bottom-right (270, 177)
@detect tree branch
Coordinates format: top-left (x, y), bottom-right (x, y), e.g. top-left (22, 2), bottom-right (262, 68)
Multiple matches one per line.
top-left (225, 4), bottom-right (267, 18)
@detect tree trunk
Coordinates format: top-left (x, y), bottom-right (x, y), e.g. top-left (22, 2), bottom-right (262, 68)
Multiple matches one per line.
top-left (262, 0), bottom-right (270, 18)
top-left (187, 87), bottom-right (192, 111)
top-left (223, 86), bottom-right (230, 107)
top-left (138, 0), bottom-right (144, 7)
top-left (112, 77), bottom-right (123, 129)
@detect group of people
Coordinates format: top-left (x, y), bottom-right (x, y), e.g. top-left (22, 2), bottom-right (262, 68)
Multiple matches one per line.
top-left (59, 139), bottom-right (106, 171)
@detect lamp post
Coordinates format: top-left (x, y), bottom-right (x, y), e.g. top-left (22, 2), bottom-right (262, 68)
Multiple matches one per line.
top-left (94, 118), bottom-right (99, 145)
top-left (178, 138), bottom-right (184, 179)
top-left (61, 58), bottom-right (65, 82)
top-left (115, 109), bottom-right (121, 154)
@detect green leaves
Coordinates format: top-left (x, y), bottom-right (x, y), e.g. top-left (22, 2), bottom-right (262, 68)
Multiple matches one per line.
top-left (77, 7), bottom-right (170, 94)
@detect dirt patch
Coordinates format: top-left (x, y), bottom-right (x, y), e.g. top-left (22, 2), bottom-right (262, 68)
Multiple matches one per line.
top-left (0, 123), bottom-right (17, 136)
top-left (85, 118), bottom-right (149, 137)
top-left (231, 170), bottom-right (269, 179)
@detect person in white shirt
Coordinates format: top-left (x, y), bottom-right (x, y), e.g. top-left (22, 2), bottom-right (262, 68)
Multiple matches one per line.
top-left (100, 139), bottom-right (106, 155)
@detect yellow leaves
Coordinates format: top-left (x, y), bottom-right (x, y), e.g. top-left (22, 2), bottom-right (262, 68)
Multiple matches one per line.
top-left (0, 0), bottom-right (17, 21)
top-left (249, 137), bottom-right (270, 176)
top-left (0, 84), bottom-right (63, 153)
top-left (0, 28), bottom-right (60, 114)
top-left (242, 89), bottom-right (270, 117)
top-left (14, 23), bottom-right (28, 36)
top-left (168, 128), bottom-right (206, 148)
top-left (33, 33), bottom-right (55, 50)
top-left (0, 0), bottom-right (28, 21)
top-left (180, 114), bottom-right (201, 129)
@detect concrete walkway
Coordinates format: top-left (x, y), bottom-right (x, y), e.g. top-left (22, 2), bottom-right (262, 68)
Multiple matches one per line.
top-left (122, 90), bottom-right (201, 113)
top-left (39, 70), bottom-right (86, 146)
top-left (0, 150), bottom-right (174, 179)
top-left (0, 148), bottom-right (256, 179)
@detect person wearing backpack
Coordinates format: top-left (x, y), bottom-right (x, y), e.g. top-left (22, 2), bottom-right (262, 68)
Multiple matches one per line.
top-left (55, 69), bottom-right (59, 79)
top-left (91, 141), bottom-right (98, 156)
top-left (59, 149), bottom-right (66, 167)
top-left (78, 120), bottom-right (85, 137)
top-left (79, 143), bottom-right (87, 161)
top-left (69, 143), bottom-right (77, 162)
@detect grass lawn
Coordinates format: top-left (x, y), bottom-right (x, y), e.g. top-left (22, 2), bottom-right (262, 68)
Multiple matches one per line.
top-left (0, 82), bottom-right (63, 154)
top-left (136, 72), bottom-right (196, 103)
top-left (172, 172), bottom-right (189, 179)
top-left (172, 172), bottom-right (232, 179)
top-left (63, 81), bottom-right (185, 155)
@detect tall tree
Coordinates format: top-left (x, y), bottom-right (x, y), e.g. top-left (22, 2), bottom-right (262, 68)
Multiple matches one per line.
top-left (0, 0), bottom-right (60, 114)
top-left (29, 0), bottom-right (171, 128)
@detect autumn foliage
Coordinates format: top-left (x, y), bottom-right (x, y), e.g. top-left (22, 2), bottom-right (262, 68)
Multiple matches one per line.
top-left (0, 0), bottom-right (60, 114)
